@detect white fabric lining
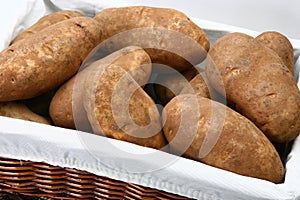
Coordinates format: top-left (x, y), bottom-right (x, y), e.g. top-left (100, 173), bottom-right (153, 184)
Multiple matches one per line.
top-left (0, 116), bottom-right (298, 200)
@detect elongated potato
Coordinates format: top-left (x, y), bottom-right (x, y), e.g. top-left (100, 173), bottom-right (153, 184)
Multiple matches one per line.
top-left (0, 102), bottom-right (51, 125)
top-left (83, 62), bottom-right (165, 149)
top-left (0, 17), bottom-right (102, 102)
top-left (50, 46), bottom-right (152, 131)
top-left (256, 31), bottom-right (294, 75)
top-left (205, 32), bottom-right (300, 142)
top-left (12, 10), bottom-right (84, 44)
top-left (163, 94), bottom-right (284, 183)
top-left (94, 6), bottom-right (209, 72)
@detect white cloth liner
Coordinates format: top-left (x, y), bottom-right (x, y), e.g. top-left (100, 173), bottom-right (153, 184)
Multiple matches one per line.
top-left (0, 117), bottom-right (298, 200)
top-left (0, 0), bottom-right (300, 199)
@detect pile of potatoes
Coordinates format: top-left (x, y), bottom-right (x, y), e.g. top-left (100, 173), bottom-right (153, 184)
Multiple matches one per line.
top-left (0, 7), bottom-right (299, 184)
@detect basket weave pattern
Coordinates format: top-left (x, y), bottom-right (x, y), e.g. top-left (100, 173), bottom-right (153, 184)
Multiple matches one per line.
top-left (0, 156), bottom-right (190, 199)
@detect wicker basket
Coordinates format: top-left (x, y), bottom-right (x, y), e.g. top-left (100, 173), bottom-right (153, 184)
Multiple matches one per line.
top-left (0, 156), bottom-right (191, 199)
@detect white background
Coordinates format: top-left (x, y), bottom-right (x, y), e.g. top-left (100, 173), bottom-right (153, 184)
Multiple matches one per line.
top-left (1, 0), bottom-right (299, 47)
top-left (132, 0), bottom-right (300, 40)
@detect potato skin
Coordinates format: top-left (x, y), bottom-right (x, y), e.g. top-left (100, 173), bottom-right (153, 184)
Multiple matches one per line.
top-left (94, 6), bottom-right (209, 71)
top-left (163, 94), bottom-right (284, 183)
top-left (83, 65), bottom-right (166, 149)
top-left (205, 32), bottom-right (300, 142)
top-left (12, 10), bottom-right (84, 44)
top-left (0, 102), bottom-right (51, 125)
top-left (256, 31), bottom-right (294, 75)
top-left (0, 17), bottom-right (102, 102)
top-left (50, 46), bottom-right (152, 130)
top-left (84, 62), bottom-right (166, 149)
top-left (49, 80), bottom-right (76, 129)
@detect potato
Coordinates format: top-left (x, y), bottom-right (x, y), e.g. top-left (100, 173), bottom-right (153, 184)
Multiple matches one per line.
top-left (163, 94), bottom-right (284, 183)
top-left (180, 72), bottom-right (235, 108)
top-left (154, 67), bottom-right (199, 105)
top-left (12, 10), bottom-right (84, 44)
top-left (180, 72), bottom-right (211, 99)
top-left (49, 79), bottom-right (78, 130)
top-left (256, 31), bottom-right (294, 75)
top-left (0, 17), bottom-right (102, 102)
top-left (93, 6), bottom-right (209, 72)
top-left (83, 61), bottom-right (166, 149)
top-left (50, 46), bottom-right (152, 131)
top-left (0, 102), bottom-right (51, 125)
top-left (205, 32), bottom-right (300, 142)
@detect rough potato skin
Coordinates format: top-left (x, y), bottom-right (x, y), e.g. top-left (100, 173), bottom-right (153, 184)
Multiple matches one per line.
top-left (0, 102), bottom-right (51, 125)
top-left (205, 32), bottom-right (300, 142)
top-left (94, 6), bottom-right (209, 71)
top-left (256, 31), bottom-right (294, 75)
top-left (12, 10), bottom-right (84, 44)
top-left (84, 63), bottom-right (166, 150)
top-left (0, 17), bottom-right (102, 102)
top-left (50, 46), bottom-right (152, 130)
top-left (163, 94), bottom-right (284, 183)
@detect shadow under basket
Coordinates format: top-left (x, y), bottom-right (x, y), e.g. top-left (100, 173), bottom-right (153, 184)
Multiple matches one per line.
top-left (0, 156), bottom-right (191, 199)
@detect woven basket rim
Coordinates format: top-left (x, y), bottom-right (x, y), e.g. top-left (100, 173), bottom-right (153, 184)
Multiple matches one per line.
top-left (0, 156), bottom-right (191, 199)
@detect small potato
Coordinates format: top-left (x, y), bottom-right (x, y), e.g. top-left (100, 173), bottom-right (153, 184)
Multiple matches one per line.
top-left (180, 72), bottom-right (210, 99)
top-left (256, 31), bottom-right (294, 75)
top-left (0, 102), bottom-right (51, 125)
top-left (94, 6), bottom-right (209, 72)
top-left (205, 32), bottom-right (300, 142)
top-left (12, 10), bottom-right (84, 44)
top-left (49, 80), bottom-right (77, 129)
top-left (84, 62), bottom-right (166, 149)
top-left (0, 17), bottom-right (102, 102)
top-left (50, 46), bottom-right (152, 131)
top-left (180, 72), bottom-right (232, 108)
top-left (163, 94), bottom-right (284, 183)
top-left (154, 67), bottom-right (199, 105)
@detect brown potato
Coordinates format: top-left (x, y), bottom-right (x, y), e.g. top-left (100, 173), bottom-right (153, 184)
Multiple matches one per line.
top-left (205, 32), bottom-right (300, 142)
top-left (49, 79), bottom-right (77, 130)
top-left (93, 6), bottom-right (209, 72)
top-left (12, 10), bottom-right (84, 44)
top-left (50, 46), bottom-right (152, 131)
top-left (180, 72), bottom-right (233, 108)
top-left (0, 102), bottom-right (51, 125)
top-left (180, 72), bottom-right (211, 99)
top-left (256, 31), bottom-right (294, 75)
top-left (0, 17), bottom-right (102, 102)
top-left (154, 67), bottom-right (199, 105)
top-left (83, 61), bottom-right (166, 149)
top-left (163, 94), bottom-right (284, 183)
